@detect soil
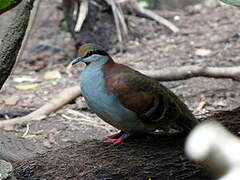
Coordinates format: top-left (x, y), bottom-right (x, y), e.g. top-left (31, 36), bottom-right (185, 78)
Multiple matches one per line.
top-left (0, 0), bottom-right (240, 178)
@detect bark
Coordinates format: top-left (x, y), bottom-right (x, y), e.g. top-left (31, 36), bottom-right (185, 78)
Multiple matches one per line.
top-left (0, 0), bottom-right (35, 90)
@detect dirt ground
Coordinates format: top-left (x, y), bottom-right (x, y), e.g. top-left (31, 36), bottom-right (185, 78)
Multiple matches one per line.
top-left (0, 1), bottom-right (240, 153)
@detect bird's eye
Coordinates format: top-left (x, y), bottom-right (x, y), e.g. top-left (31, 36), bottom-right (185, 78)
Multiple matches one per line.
top-left (83, 51), bottom-right (94, 58)
top-left (83, 50), bottom-right (108, 58)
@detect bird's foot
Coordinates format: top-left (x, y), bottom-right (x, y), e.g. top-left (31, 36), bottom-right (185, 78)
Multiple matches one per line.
top-left (107, 131), bottom-right (124, 139)
top-left (104, 133), bottom-right (130, 144)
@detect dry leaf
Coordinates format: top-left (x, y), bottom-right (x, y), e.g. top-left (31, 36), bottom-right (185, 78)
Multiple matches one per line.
top-left (44, 70), bottom-right (61, 80)
top-left (16, 84), bottom-right (38, 90)
top-left (43, 140), bottom-right (52, 149)
top-left (195, 48), bottom-right (212, 57)
top-left (4, 95), bottom-right (20, 105)
top-left (14, 76), bottom-right (39, 83)
top-left (196, 101), bottom-right (207, 111)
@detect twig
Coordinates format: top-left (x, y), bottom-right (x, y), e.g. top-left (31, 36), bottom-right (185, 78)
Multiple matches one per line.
top-left (105, 0), bottom-right (128, 44)
top-left (106, 0), bottom-right (123, 42)
top-left (74, 0), bottom-right (89, 32)
top-left (66, 109), bottom-right (91, 119)
top-left (22, 123), bottom-right (30, 137)
top-left (139, 65), bottom-right (240, 81)
top-left (62, 114), bottom-right (114, 133)
top-left (0, 86), bottom-right (81, 130)
top-left (129, 2), bottom-right (179, 33)
top-left (115, 2), bottom-right (128, 36)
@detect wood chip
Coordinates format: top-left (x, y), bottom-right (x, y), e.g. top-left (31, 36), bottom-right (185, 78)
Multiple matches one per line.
top-left (4, 95), bottom-right (20, 105)
top-left (195, 48), bottom-right (212, 57)
top-left (43, 70), bottom-right (61, 80)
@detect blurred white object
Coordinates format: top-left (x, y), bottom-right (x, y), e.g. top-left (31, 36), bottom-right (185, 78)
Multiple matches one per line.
top-left (185, 121), bottom-right (240, 180)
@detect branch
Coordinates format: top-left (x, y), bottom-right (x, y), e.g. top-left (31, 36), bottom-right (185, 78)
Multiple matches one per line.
top-left (0, 0), bottom-right (35, 90)
top-left (128, 2), bottom-right (179, 33)
top-left (0, 86), bottom-right (80, 130)
top-left (140, 65), bottom-right (240, 81)
top-left (105, 0), bottom-right (129, 43)
top-left (74, 0), bottom-right (89, 32)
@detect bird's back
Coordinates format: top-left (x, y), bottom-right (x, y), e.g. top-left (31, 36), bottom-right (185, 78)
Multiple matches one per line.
top-left (103, 60), bottom-right (198, 133)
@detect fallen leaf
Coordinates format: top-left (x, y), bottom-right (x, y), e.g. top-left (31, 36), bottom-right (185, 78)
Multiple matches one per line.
top-left (4, 95), bottom-right (20, 105)
top-left (61, 138), bottom-right (72, 142)
top-left (196, 101), bottom-right (207, 111)
top-left (43, 140), bottom-right (52, 149)
top-left (44, 70), bottom-right (61, 80)
top-left (14, 76), bottom-right (39, 83)
top-left (16, 84), bottom-right (38, 90)
top-left (195, 48), bottom-right (212, 57)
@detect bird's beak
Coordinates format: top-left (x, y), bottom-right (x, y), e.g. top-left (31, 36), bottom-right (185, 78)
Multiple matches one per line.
top-left (71, 57), bottom-right (83, 66)
top-left (66, 57), bottom-right (83, 75)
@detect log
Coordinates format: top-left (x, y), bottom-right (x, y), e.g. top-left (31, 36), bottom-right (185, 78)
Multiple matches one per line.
top-left (6, 108), bottom-right (240, 179)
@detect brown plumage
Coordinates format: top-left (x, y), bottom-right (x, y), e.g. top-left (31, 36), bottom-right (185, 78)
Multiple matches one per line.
top-left (103, 59), bottom-right (198, 132)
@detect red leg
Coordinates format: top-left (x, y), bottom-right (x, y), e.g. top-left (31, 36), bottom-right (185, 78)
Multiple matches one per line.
top-left (107, 131), bottom-right (124, 139)
top-left (104, 133), bottom-right (130, 144)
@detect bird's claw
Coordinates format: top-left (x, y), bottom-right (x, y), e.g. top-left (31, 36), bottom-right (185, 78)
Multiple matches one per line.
top-left (104, 133), bottom-right (130, 144)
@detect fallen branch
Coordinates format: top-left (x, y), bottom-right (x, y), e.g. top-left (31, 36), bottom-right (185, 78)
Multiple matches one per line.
top-left (140, 65), bottom-right (240, 81)
top-left (0, 86), bottom-right (81, 130)
top-left (128, 2), bottom-right (179, 33)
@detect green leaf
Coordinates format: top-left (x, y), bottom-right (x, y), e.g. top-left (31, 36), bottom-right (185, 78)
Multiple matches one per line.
top-left (137, 1), bottom-right (150, 8)
top-left (220, 0), bottom-right (240, 6)
top-left (16, 83), bottom-right (38, 90)
top-left (0, 0), bottom-right (22, 15)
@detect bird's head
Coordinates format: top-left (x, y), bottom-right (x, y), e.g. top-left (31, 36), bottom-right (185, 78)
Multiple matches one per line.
top-left (71, 43), bottom-right (110, 66)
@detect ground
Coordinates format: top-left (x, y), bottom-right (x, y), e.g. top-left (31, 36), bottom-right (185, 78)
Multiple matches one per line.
top-left (0, 1), bottom-right (240, 153)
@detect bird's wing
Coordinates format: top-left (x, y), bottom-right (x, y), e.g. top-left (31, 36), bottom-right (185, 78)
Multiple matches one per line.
top-left (104, 64), bottom-right (195, 127)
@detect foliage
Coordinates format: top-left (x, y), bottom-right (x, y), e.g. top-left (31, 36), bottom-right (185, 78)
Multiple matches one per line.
top-left (0, 0), bottom-right (22, 15)
top-left (137, 0), bottom-right (150, 8)
top-left (220, 0), bottom-right (240, 6)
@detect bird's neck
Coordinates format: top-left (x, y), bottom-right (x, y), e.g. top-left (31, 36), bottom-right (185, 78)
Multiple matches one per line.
top-left (86, 56), bottom-right (112, 70)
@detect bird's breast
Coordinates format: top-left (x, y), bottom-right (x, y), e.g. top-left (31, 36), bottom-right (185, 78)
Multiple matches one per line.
top-left (79, 64), bottom-right (148, 132)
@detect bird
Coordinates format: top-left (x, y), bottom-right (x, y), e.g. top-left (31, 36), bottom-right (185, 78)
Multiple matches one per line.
top-left (71, 43), bottom-right (198, 144)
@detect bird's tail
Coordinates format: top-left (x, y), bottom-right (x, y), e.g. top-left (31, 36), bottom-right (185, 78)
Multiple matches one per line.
top-left (176, 114), bottom-right (199, 134)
